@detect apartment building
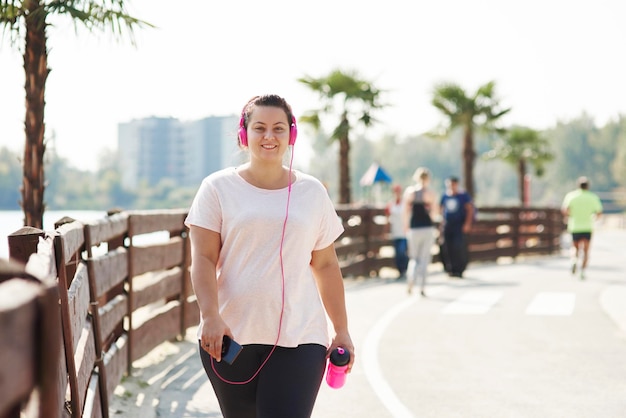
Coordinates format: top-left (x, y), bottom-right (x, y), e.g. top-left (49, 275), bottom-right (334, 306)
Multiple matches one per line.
top-left (118, 115), bottom-right (241, 191)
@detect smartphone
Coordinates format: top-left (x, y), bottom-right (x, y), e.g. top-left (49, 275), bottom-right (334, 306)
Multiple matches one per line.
top-left (221, 335), bottom-right (243, 365)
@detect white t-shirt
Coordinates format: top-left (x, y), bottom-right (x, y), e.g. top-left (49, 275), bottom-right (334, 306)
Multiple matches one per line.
top-left (185, 167), bottom-right (344, 348)
top-left (388, 201), bottom-right (405, 239)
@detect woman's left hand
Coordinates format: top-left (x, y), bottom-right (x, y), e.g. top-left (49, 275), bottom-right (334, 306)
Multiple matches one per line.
top-left (329, 332), bottom-right (355, 373)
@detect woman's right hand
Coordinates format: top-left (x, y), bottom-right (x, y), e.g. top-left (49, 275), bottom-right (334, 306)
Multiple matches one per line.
top-left (189, 225), bottom-right (229, 360)
top-left (199, 316), bottom-right (232, 362)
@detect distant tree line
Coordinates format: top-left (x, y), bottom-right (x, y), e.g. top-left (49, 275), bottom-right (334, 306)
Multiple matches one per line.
top-left (0, 113), bottom-right (624, 213)
top-left (0, 147), bottom-right (197, 211)
top-left (308, 113), bottom-right (626, 211)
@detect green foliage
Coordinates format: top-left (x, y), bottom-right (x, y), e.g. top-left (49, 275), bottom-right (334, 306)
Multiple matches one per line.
top-left (430, 80), bottom-right (511, 137)
top-left (1, 1), bottom-right (152, 227)
top-left (0, 147), bottom-right (195, 211)
top-left (298, 68), bottom-right (384, 142)
top-left (298, 68), bottom-right (385, 204)
top-left (483, 126), bottom-right (554, 204)
top-left (485, 127), bottom-right (553, 172)
top-left (429, 80), bottom-right (511, 199)
top-left (0, 114), bottom-right (624, 212)
top-left (611, 117), bottom-right (626, 184)
top-left (308, 114), bottom-right (626, 209)
top-left (0, 1), bottom-right (152, 41)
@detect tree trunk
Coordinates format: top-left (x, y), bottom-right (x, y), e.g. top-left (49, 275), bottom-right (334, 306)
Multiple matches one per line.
top-left (462, 126), bottom-right (475, 199)
top-left (338, 134), bottom-right (351, 204)
top-left (518, 159), bottom-right (527, 206)
top-left (21, 2), bottom-right (49, 229)
top-left (336, 112), bottom-right (351, 204)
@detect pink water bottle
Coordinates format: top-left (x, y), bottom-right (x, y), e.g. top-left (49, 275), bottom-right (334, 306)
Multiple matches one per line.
top-left (326, 347), bottom-right (350, 389)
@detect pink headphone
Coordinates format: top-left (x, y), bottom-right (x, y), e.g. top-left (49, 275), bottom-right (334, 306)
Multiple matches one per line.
top-left (238, 115), bottom-right (298, 147)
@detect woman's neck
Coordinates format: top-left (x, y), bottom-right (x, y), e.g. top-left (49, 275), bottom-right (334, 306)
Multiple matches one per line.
top-left (239, 162), bottom-right (292, 190)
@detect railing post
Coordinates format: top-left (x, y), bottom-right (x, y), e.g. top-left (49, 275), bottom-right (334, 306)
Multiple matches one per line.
top-left (8, 227), bottom-right (45, 264)
top-left (172, 226), bottom-right (189, 340)
top-left (545, 208), bottom-right (551, 254)
top-left (4, 232), bottom-right (64, 418)
top-left (363, 207), bottom-right (372, 275)
top-left (126, 217), bottom-right (135, 376)
top-left (36, 277), bottom-right (64, 418)
top-left (553, 208), bottom-right (564, 254)
top-left (513, 208), bottom-right (521, 259)
top-left (53, 233), bottom-right (80, 417)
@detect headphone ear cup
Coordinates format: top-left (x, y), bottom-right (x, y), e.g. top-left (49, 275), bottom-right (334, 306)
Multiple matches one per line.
top-left (238, 117), bottom-right (248, 147)
top-left (239, 127), bottom-right (248, 147)
top-left (289, 118), bottom-right (298, 146)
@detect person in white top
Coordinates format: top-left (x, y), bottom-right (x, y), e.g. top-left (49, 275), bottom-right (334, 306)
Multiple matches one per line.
top-left (185, 94), bottom-right (354, 418)
top-left (386, 184), bottom-right (409, 279)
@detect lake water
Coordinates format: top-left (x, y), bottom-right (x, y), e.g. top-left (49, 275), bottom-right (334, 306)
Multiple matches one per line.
top-left (0, 210), bottom-right (106, 260)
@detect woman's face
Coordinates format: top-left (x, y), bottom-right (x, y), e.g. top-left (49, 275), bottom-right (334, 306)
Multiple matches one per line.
top-left (246, 106), bottom-right (290, 162)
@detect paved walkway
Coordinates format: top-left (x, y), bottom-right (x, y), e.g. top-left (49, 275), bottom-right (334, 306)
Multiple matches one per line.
top-left (109, 219), bottom-right (626, 417)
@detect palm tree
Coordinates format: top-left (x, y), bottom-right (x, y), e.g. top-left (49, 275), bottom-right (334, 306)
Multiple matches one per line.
top-left (0, 1), bottom-right (150, 228)
top-left (430, 80), bottom-right (510, 199)
top-left (298, 69), bottom-right (383, 204)
top-left (484, 126), bottom-right (554, 205)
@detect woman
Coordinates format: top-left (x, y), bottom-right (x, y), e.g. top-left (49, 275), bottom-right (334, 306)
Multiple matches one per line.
top-left (404, 167), bottom-right (437, 296)
top-left (185, 94), bottom-right (354, 418)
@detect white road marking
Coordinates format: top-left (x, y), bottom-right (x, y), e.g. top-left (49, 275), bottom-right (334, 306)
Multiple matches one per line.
top-left (360, 287), bottom-right (576, 417)
top-left (525, 292), bottom-right (576, 316)
top-left (442, 290), bottom-right (503, 314)
top-left (362, 295), bottom-right (416, 418)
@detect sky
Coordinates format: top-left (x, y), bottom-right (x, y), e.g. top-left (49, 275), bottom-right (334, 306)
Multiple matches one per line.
top-left (1, 0), bottom-right (625, 171)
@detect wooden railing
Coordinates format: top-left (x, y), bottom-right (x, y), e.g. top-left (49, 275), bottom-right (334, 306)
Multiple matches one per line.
top-left (0, 206), bottom-right (563, 418)
top-left (4, 210), bottom-right (196, 418)
top-left (335, 205), bottom-right (565, 277)
top-left (467, 206), bottom-right (565, 261)
top-left (0, 247), bottom-right (62, 418)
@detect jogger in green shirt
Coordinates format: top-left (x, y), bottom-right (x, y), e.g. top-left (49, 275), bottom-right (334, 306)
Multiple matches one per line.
top-left (561, 176), bottom-right (603, 279)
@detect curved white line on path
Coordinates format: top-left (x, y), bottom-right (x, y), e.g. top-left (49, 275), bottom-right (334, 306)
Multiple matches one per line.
top-left (362, 294), bottom-right (417, 418)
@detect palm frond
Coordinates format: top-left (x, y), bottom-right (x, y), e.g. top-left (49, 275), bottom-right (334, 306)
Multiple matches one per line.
top-left (298, 112), bottom-right (321, 130)
top-left (0, 1), bottom-right (23, 26)
top-left (45, 0), bottom-right (153, 43)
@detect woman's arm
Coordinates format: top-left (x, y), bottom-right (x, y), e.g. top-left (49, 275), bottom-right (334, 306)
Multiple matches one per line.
top-left (188, 225), bottom-right (231, 361)
top-left (403, 188), bottom-right (413, 232)
top-left (310, 244), bottom-right (355, 372)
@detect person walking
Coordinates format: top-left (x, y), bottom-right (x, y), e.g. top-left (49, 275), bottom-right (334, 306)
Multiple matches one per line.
top-left (185, 94), bottom-right (354, 418)
top-left (439, 176), bottom-right (474, 278)
top-left (561, 176), bottom-right (603, 279)
top-left (386, 184), bottom-right (409, 279)
top-left (404, 168), bottom-right (437, 296)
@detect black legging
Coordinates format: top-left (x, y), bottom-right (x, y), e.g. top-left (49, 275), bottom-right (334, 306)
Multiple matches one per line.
top-left (199, 342), bottom-right (327, 418)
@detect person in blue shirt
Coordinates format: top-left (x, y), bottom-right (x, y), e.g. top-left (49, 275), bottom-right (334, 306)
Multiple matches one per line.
top-left (439, 176), bottom-right (474, 278)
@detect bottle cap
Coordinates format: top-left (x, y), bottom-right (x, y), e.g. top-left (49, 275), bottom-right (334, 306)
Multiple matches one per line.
top-left (330, 347), bottom-right (350, 366)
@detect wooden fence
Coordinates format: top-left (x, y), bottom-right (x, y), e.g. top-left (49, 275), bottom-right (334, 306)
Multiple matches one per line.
top-left (0, 249), bottom-right (62, 418)
top-left (0, 206), bottom-right (563, 418)
top-left (334, 205), bottom-right (565, 277)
